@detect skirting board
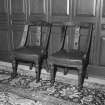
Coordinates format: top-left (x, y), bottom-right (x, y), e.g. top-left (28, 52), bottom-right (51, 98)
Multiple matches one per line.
top-left (0, 61), bottom-right (105, 85)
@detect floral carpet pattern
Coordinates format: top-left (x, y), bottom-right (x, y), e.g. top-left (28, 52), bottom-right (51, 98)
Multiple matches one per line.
top-left (0, 91), bottom-right (42, 105)
top-left (0, 70), bottom-right (105, 105)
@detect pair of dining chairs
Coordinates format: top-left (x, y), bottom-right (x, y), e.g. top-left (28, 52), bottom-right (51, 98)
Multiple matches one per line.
top-left (11, 20), bottom-right (93, 91)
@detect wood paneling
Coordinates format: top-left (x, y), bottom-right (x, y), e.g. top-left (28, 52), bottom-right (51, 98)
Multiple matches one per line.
top-left (0, 0), bottom-right (10, 51)
top-left (11, 0), bottom-right (25, 13)
top-left (49, 0), bottom-right (71, 22)
top-left (12, 25), bottom-right (24, 49)
top-left (12, 31), bottom-right (23, 49)
top-left (29, 0), bottom-right (46, 14)
top-left (11, 0), bottom-right (26, 25)
top-left (99, 0), bottom-right (105, 66)
top-left (99, 36), bottom-right (105, 65)
top-left (10, 0), bottom-right (27, 50)
top-left (0, 31), bottom-right (10, 50)
top-left (28, 0), bottom-right (48, 22)
top-left (52, 0), bottom-right (69, 16)
top-left (0, 0), bottom-right (8, 13)
top-left (50, 26), bottom-right (61, 54)
top-left (0, 0), bottom-right (9, 25)
top-left (102, 0), bottom-right (105, 17)
top-left (79, 26), bottom-right (90, 52)
top-left (74, 0), bottom-right (96, 17)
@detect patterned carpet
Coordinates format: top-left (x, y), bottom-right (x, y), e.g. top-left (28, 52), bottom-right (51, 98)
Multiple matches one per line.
top-left (0, 69), bottom-right (105, 105)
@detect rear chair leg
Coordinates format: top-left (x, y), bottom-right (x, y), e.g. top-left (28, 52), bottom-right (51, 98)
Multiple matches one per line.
top-left (50, 64), bottom-right (57, 86)
top-left (43, 59), bottom-right (49, 72)
top-left (64, 68), bottom-right (68, 75)
top-left (30, 63), bottom-right (34, 70)
top-left (11, 59), bottom-right (18, 79)
top-left (84, 67), bottom-right (88, 79)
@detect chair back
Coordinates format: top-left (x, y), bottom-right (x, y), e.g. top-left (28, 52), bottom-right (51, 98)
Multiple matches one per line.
top-left (24, 20), bottom-right (52, 51)
top-left (60, 23), bottom-right (93, 55)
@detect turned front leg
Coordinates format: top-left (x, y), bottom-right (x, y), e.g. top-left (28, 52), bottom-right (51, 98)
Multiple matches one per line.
top-left (35, 60), bottom-right (43, 83)
top-left (50, 64), bottom-right (57, 85)
top-left (78, 66), bottom-right (84, 91)
top-left (11, 59), bottom-right (18, 79)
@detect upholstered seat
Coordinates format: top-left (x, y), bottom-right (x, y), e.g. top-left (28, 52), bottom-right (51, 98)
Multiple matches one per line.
top-left (13, 46), bottom-right (44, 61)
top-left (48, 49), bottom-right (84, 67)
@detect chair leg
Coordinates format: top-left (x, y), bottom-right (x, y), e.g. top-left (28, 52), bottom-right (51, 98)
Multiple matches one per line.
top-left (30, 63), bottom-right (34, 70)
top-left (43, 59), bottom-right (49, 72)
top-left (84, 66), bottom-right (88, 79)
top-left (50, 64), bottom-right (57, 86)
top-left (64, 68), bottom-right (68, 75)
top-left (11, 59), bottom-right (18, 79)
top-left (78, 67), bottom-right (84, 91)
top-left (35, 61), bottom-right (42, 83)
top-left (83, 61), bottom-right (88, 79)
top-left (78, 64), bottom-right (88, 91)
top-left (82, 64), bottom-right (88, 84)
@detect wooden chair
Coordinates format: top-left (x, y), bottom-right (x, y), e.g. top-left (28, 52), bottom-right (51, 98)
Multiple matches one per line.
top-left (48, 22), bottom-right (93, 91)
top-left (11, 20), bottom-right (52, 82)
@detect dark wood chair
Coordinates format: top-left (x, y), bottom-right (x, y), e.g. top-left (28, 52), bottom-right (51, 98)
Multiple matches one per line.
top-left (11, 20), bottom-right (52, 82)
top-left (48, 22), bottom-right (93, 91)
